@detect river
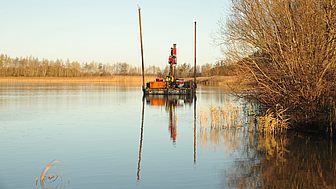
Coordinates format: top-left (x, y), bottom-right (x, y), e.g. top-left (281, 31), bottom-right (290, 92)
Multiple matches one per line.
top-left (0, 83), bottom-right (334, 189)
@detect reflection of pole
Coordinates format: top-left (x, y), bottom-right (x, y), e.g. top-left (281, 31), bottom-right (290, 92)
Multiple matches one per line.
top-left (137, 97), bottom-right (145, 181)
top-left (193, 21), bottom-right (197, 89)
top-left (169, 102), bottom-right (177, 143)
top-left (138, 6), bottom-right (145, 89)
top-left (193, 96), bottom-right (197, 164)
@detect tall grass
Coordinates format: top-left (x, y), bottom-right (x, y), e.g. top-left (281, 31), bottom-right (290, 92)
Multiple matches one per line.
top-left (199, 100), bottom-right (244, 129)
top-left (198, 98), bottom-right (249, 154)
top-left (198, 101), bottom-right (289, 161)
top-left (257, 105), bottom-right (289, 162)
top-left (258, 105), bottom-right (289, 135)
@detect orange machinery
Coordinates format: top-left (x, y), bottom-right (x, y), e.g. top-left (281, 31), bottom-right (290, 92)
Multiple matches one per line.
top-left (149, 78), bottom-right (166, 89)
top-left (146, 44), bottom-right (177, 90)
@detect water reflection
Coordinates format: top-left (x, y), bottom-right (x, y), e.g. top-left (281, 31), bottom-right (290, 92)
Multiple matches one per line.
top-left (145, 95), bottom-right (194, 143)
top-left (138, 92), bottom-right (336, 188)
top-left (196, 97), bottom-right (336, 188)
top-left (225, 133), bottom-right (336, 189)
top-left (137, 95), bottom-right (196, 181)
top-left (197, 96), bottom-right (256, 154)
top-left (137, 98), bottom-right (145, 181)
top-left (2, 83), bottom-right (335, 188)
top-left (193, 96), bottom-right (197, 164)
top-left (196, 98), bottom-right (336, 189)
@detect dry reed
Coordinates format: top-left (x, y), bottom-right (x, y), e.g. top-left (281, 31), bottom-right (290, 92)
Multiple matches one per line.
top-left (210, 106), bottom-right (221, 127)
top-left (36, 160), bottom-right (66, 189)
top-left (199, 98), bottom-right (244, 129)
top-left (257, 105), bottom-right (289, 162)
top-left (198, 109), bottom-right (209, 127)
top-left (258, 105), bottom-right (289, 135)
top-left (198, 99), bottom-right (250, 154)
top-left (198, 102), bottom-right (290, 161)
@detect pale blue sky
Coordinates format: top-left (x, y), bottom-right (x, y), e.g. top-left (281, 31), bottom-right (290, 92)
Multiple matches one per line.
top-left (0, 0), bottom-right (231, 67)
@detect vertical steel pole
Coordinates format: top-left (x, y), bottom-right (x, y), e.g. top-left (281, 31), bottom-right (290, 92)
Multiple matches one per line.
top-left (194, 21), bottom-right (197, 88)
top-left (138, 7), bottom-right (145, 89)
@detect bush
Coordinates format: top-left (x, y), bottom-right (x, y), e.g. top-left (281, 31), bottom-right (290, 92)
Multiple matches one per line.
top-left (220, 0), bottom-right (336, 129)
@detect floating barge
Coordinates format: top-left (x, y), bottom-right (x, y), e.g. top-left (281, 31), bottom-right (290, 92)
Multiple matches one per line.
top-left (142, 44), bottom-right (196, 95)
top-left (138, 8), bottom-right (197, 96)
top-left (143, 85), bottom-right (195, 95)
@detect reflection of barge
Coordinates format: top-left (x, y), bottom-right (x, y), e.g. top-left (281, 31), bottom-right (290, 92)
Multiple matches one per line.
top-left (145, 95), bottom-right (194, 108)
top-left (145, 95), bottom-right (194, 142)
top-left (137, 93), bottom-right (197, 181)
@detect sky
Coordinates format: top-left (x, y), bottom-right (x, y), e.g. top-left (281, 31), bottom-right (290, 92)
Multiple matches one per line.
top-left (0, 0), bottom-right (231, 67)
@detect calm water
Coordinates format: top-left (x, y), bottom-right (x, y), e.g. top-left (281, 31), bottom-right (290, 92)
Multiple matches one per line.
top-left (0, 83), bottom-right (335, 189)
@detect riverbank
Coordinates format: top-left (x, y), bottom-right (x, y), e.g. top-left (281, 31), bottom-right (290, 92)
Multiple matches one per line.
top-left (0, 76), bottom-right (249, 89)
top-left (0, 76), bottom-right (157, 85)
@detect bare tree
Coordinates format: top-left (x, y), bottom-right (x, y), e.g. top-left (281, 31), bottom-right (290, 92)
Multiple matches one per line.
top-left (220, 0), bottom-right (336, 125)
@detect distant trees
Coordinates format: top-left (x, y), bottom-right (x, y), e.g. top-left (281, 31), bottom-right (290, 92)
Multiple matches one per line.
top-left (176, 63), bottom-right (192, 78)
top-left (0, 55), bottom-right (144, 77)
top-left (0, 54), bottom-right (83, 77)
top-left (145, 65), bottom-right (162, 76)
top-left (201, 60), bottom-right (237, 77)
top-left (0, 54), bottom-right (234, 77)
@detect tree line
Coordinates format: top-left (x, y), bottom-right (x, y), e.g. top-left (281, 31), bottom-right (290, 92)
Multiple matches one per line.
top-left (0, 54), bottom-right (235, 77)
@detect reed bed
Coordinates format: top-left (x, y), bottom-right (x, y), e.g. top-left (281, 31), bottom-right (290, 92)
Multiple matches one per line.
top-left (256, 105), bottom-right (289, 162)
top-left (198, 98), bottom-right (249, 153)
top-left (198, 99), bottom-right (289, 162)
top-left (258, 105), bottom-right (289, 135)
top-left (198, 98), bottom-right (245, 129)
top-left (198, 109), bottom-right (209, 127)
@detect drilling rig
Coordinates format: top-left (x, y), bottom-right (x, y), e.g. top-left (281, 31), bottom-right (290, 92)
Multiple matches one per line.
top-left (138, 7), bottom-right (196, 95)
top-left (143, 44), bottom-right (196, 95)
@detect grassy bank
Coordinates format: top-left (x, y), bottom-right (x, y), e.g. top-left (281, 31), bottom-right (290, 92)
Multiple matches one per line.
top-left (0, 76), bottom-right (157, 85)
top-left (0, 76), bottom-right (247, 88)
top-left (193, 76), bottom-right (250, 87)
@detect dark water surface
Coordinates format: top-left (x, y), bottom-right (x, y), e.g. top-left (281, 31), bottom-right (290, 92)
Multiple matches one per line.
top-left (0, 83), bottom-right (334, 189)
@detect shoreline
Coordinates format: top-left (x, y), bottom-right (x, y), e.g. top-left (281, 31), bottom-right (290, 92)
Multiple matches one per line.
top-left (0, 76), bottom-right (157, 85)
top-left (0, 75), bottom-right (248, 89)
